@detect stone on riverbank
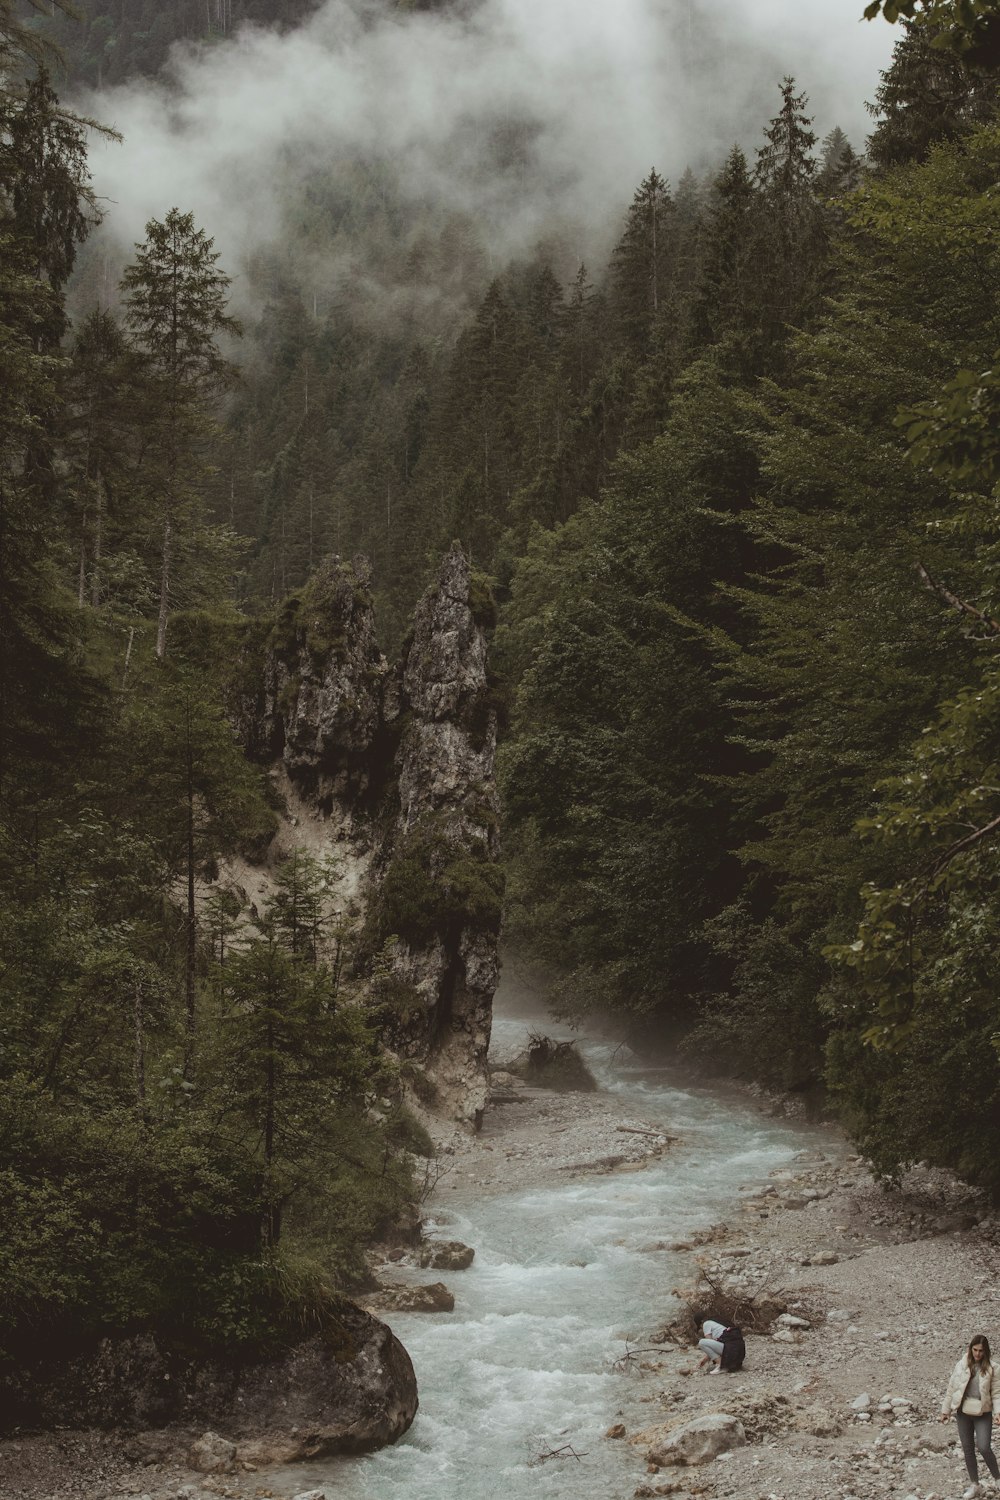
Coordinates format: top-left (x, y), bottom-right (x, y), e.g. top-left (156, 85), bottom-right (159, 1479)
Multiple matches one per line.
top-left (646, 1413), bottom-right (748, 1466)
top-left (188, 1431), bottom-right (237, 1474)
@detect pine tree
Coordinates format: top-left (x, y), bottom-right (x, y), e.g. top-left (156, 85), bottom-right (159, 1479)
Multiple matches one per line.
top-left (866, 19), bottom-right (996, 170)
top-left (690, 145), bottom-right (762, 363)
top-left (610, 169), bottom-right (673, 354)
top-left (817, 127), bottom-right (864, 198)
top-left (753, 79), bottom-right (828, 350)
top-left (121, 209), bottom-right (241, 657)
top-left (64, 309), bottom-right (136, 608)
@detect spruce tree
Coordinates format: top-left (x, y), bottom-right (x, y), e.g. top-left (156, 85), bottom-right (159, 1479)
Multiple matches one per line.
top-left (610, 169), bottom-right (673, 355)
top-left (866, 19), bottom-right (996, 169)
top-left (121, 209), bottom-right (241, 657)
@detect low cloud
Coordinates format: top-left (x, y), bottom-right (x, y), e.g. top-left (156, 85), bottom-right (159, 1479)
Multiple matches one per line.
top-left (83, 0), bottom-right (895, 305)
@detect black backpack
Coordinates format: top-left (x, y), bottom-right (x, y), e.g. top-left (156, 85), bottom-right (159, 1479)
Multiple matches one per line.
top-left (719, 1325), bottom-right (746, 1371)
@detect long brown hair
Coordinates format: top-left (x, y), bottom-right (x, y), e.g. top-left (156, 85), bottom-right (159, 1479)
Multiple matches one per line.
top-left (968, 1334), bottom-right (993, 1369)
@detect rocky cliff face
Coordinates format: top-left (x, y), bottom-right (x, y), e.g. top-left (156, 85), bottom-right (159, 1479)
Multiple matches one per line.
top-left (257, 543), bottom-right (502, 1126)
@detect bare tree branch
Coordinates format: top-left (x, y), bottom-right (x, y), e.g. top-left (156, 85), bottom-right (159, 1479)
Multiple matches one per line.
top-left (916, 560), bottom-right (1000, 636)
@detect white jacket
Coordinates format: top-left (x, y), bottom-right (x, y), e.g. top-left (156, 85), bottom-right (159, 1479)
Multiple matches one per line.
top-left (942, 1355), bottom-right (996, 1416)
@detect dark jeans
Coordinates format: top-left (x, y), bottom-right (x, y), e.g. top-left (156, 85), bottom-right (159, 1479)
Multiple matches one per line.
top-left (956, 1410), bottom-right (1000, 1481)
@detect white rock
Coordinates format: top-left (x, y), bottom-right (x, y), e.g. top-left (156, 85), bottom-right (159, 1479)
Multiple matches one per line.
top-left (777, 1313), bottom-right (812, 1328)
top-left (851, 1394), bottom-right (872, 1410)
top-left (292, 1491), bottom-right (330, 1500)
top-left (646, 1413), bottom-right (748, 1467)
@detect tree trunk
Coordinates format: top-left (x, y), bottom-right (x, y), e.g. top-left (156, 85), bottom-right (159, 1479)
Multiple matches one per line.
top-left (121, 625), bottom-right (135, 691)
top-left (134, 976), bottom-right (146, 1114)
top-left (78, 520), bottom-right (87, 607)
top-left (183, 720), bottom-right (197, 1078)
top-left (156, 514), bottom-right (172, 658)
top-left (91, 470), bottom-right (103, 607)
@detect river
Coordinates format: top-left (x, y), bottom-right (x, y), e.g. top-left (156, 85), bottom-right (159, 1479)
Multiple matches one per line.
top-left (272, 974), bottom-right (832, 1500)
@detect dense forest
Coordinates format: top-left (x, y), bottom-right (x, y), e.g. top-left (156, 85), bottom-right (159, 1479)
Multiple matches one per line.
top-left (4, 0), bottom-right (1000, 1375)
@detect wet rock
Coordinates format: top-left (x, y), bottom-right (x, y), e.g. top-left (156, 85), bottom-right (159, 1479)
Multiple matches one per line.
top-left (374, 1281), bottom-right (455, 1313)
top-left (646, 1413), bottom-right (748, 1466)
top-left (606, 1423), bottom-right (627, 1439)
top-left (419, 1239), bottom-right (475, 1271)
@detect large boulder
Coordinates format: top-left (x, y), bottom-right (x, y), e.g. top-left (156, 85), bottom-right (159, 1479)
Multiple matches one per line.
top-left (0, 1303), bottom-right (417, 1457)
top-left (646, 1413), bottom-right (748, 1466)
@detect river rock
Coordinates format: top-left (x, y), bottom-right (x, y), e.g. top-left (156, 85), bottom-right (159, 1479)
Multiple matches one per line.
top-left (646, 1413), bottom-right (748, 1466)
top-left (189, 1432), bottom-right (237, 1474)
top-left (0, 1303), bottom-right (417, 1457)
top-left (419, 1239), bottom-right (475, 1271)
top-left (374, 1281), bottom-right (455, 1313)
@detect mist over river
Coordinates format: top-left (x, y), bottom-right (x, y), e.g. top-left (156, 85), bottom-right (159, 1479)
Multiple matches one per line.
top-left (273, 973), bottom-right (837, 1500)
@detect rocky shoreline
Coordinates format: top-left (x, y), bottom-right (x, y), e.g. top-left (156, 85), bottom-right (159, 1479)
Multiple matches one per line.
top-left (624, 1144), bottom-right (1000, 1500)
top-left (4, 1068), bottom-right (998, 1500)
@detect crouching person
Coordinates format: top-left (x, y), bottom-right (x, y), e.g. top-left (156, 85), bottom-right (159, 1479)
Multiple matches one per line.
top-left (697, 1319), bottom-right (745, 1374)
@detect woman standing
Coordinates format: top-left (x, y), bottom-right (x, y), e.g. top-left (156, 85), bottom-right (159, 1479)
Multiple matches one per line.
top-left (940, 1334), bottom-right (1000, 1498)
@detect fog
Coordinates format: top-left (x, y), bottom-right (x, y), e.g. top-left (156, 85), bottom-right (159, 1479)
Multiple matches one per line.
top-left (82, 0), bottom-right (896, 311)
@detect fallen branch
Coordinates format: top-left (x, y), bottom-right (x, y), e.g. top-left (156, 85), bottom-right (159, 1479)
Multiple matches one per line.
top-left (612, 1338), bottom-right (665, 1373)
top-left (530, 1441), bottom-right (588, 1464)
top-left (616, 1125), bottom-right (673, 1140)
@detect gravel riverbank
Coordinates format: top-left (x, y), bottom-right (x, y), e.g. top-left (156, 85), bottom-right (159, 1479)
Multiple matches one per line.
top-left (3, 1068), bottom-right (997, 1500)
